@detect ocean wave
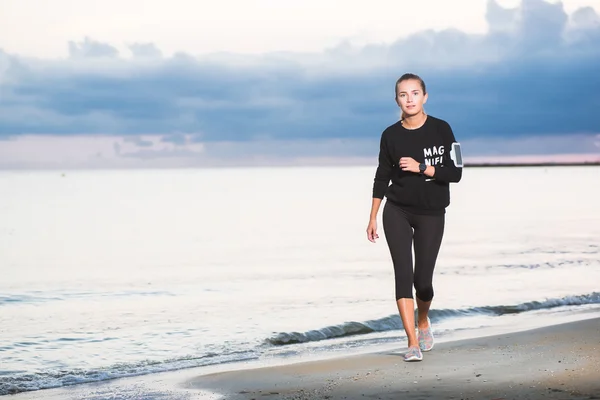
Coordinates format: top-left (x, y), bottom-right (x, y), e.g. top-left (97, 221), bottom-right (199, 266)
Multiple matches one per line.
top-left (266, 292), bottom-right (600, 345)
top-left (0, 290), bottom-right (175, 306)
top-left (0, 294), bottom-right (62, 305)
top-left (3, 292), bottom-right (598, 395)
top-left (491, 259), bottom-right (590, 269)
top-left (0, 350), bottom-right (257, 396)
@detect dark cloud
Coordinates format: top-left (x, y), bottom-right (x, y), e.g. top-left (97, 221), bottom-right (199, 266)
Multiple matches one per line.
top-left (0, 0), bottom-right (599, 146)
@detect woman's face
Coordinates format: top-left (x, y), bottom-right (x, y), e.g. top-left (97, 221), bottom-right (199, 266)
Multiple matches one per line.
top-left (396, 79), bottom-right (428, 116)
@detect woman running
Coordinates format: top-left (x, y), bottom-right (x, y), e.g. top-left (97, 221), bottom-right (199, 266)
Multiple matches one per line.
top-left (366, 73), bottom-right (463, 362)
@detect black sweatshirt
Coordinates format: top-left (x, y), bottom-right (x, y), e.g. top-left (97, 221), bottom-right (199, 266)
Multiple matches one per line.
top-left (372, 115), bottom-right (462, 215)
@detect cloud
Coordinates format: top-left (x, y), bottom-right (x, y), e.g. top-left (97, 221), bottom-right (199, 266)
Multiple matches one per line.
top-left (518, 0), bottom-right (567, 49)
top-left (0, 132), bottom-right (598, 170)
top-left (123, 136), bottom-right (155, 147)
top-left (0, 0), bottom-right (599, 168)
top-left (128, 43), bottom-right (163, 59)
top-left (486, 0), bottom-right (519, 33)
top-left (0, 134), bottom-right (206, 169)
top-left (571, 6), bottom-right (600, 29)
top-left (68, 37), bottom-right (119, 58)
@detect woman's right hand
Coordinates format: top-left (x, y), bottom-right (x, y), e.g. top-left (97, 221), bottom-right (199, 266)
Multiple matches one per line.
top-left (366, 219), bottom-right (379, 243)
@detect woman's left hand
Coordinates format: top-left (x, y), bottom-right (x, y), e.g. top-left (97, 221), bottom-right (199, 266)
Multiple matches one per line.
top-left (400, 157), bottom-right (420, 173)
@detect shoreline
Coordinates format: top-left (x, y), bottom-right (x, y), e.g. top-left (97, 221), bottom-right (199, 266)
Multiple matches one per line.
top-left (6, 315), bottom-right (600, 399)
top-left (464, 162), bottom-right (600, 167)
top-left (0, 161), bottom-right (599, 172)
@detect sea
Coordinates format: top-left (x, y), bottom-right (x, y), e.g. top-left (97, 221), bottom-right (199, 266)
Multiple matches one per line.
top-left (1, 165), bottom-right (599, 397)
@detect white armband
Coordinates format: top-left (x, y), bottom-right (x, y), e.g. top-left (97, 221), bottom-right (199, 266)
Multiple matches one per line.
top-left (450, 142), bottom-right (463, 167)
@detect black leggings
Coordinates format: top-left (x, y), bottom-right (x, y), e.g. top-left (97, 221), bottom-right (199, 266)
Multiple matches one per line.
top-left (382, 201), bottom-right (445, 302)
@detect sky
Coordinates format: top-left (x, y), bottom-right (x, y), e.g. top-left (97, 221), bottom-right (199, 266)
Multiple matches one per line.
top-left (1, 0), bottom-right (600, 168)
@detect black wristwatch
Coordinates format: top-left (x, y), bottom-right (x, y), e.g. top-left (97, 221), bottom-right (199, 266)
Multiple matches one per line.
top-left (419, 163), bottom-right (427, 174)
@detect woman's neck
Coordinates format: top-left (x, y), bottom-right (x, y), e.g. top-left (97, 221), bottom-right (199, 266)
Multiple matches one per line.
top-left (402, 111), bottom-right (427, 130)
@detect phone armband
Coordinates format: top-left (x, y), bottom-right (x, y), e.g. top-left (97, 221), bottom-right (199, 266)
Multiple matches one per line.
top-left (450, 142), bottom-right (463, 168)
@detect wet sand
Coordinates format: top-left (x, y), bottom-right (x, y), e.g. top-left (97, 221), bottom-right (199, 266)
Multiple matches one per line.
top-left (189, 317), bottom-right (600, 400)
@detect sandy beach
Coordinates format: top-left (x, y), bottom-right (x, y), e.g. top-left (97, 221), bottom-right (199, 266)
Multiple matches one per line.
top-left (189, 317), bottom-right (600, 400)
